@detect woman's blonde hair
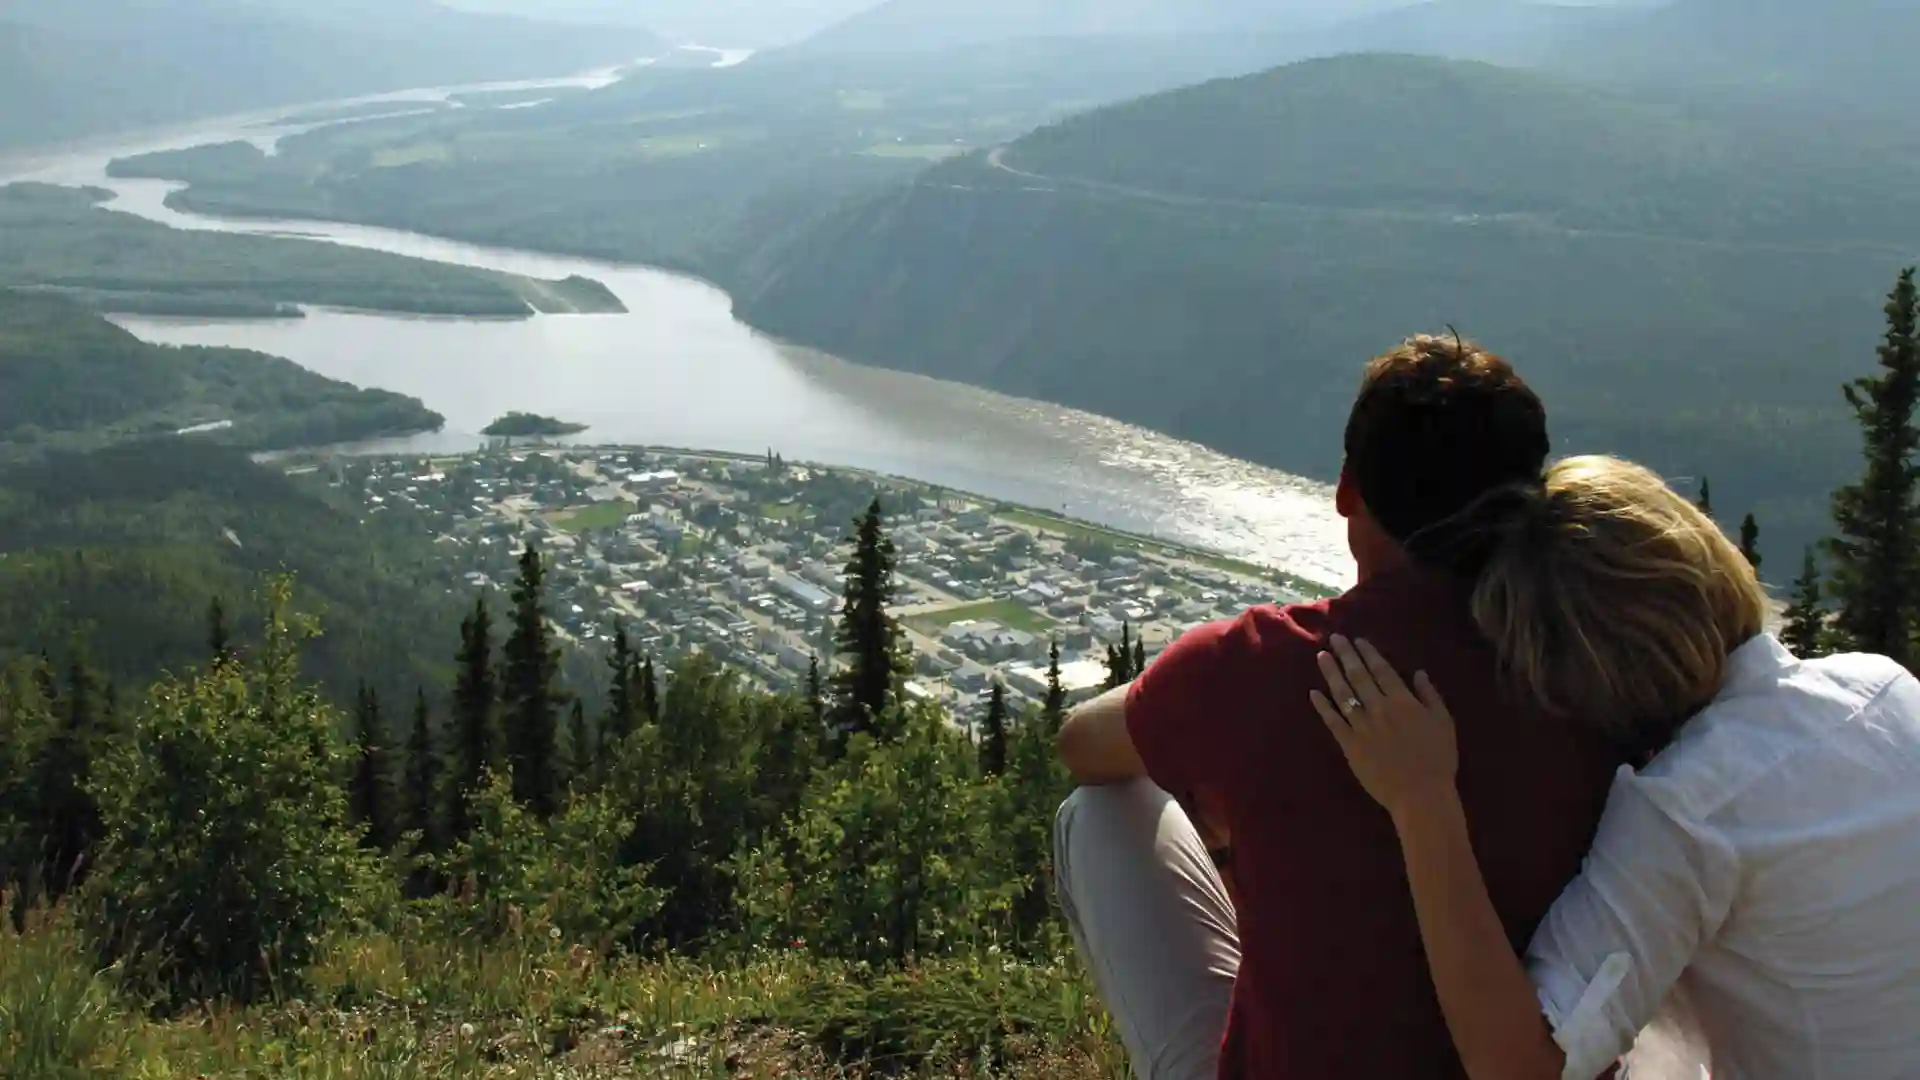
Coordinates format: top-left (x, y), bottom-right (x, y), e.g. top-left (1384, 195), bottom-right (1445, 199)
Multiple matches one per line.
top-left (1410, 455), bottom-right (1770, 757)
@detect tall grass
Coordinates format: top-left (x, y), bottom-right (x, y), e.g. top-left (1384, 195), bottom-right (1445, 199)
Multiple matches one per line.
top-left (0, 904), bottom-right (1124, 1079)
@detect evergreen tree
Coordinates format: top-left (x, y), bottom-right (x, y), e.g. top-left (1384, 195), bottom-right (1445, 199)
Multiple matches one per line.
top-left (979, 680), bottom-right (1010, 778)
top-left (1132, 636), bottom-right (1147, 678)
top-left (1828, 268), bottom-right (1920, 666)
top-left (1042, 640), bottom-right (1067, 735)
top-left (34, 653), bottom-right (103, 896)
top-left (1695, 477), bottom-right (1713, 517)
top-left (450, 597), bottom-right (497, 840)
top-left (1781, 547), bottom-right (1831, 659)
top-left (1104, 623), bottom-right (1138, 688)
top-left (639, 656), bottom-right (660, 725)
top-left (1738, 513), bottom-right (1762, 572)
top-left (567, 699), bottom-right (592, 789)
top-left (502, 542), bottom-right (565, 818)
top-left (208, 597), bottom-right (233, 667)
top-left (806, 654), bottom-right (825, 727)
top-left (403, 687), bottom-right (442, 854)
top-left (349, 683), bottom-right (396, 851)
top-left (830, 497), bottom-right (908, 741)
top-left (604, 623), bottom-right (639, 747)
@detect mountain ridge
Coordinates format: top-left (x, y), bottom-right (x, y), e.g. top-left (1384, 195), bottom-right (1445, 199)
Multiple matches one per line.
top-left (728, 53), bottom-right (1914, 571)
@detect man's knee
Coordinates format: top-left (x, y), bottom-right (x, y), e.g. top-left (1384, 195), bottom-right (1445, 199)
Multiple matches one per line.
top-left (1056, 781), bottom-right (1171, 866)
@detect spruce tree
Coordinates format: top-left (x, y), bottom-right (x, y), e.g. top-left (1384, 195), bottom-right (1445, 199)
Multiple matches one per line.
top-left (639, 656), bottom-right (660, 725)
top-left (35, 654), bottom-right (103, 896)
top-left (403, 687), bottom-right (441, 854)
top-left (567, 698), bottom-right (592, 789)
top-left (502, 542), bottom-right (565, 818)
top-left (1042, 640), bottom-right (1067, 735)
top-left (1132, 636), bottom-right (1147, 679)
top-left (806, 655), bottom-right (825, 727)
top-left (1781, 547), bottom-right (1831, 659)
top-left (1103, 644), bottom-right (1126, 690)
top-left (1695, 477), bottom-right (1713, 517)
top-left (450, 597), bottom-right (497, 840)
top-left (604, 623), bottom-right (639, 746)
top-left (830, 497), bottom-right (907, 740)
top-left (350, 683), bottom-right (396, 850)
top-left (979, 680), bottom-right (1010, 778)
top-left (208, 597), bottom-right (232, 667)
top-left (1738, 513), bottom-right (1762, 572)
top-left (1828, 267), bottom-right (1920, 666)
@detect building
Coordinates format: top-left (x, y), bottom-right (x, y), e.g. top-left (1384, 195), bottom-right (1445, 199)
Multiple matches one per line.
top-left (772, 574), bottom-right (836, 612)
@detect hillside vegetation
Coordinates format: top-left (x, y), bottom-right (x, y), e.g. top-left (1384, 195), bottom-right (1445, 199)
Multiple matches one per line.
top-left (0, 183), bottom-right (624, 318)
top-left (731, 54), bottom-right (1920, 569)
top-left (0, 290), bottom-right (443, 455)
top-left (0, 441), bottom-right (463, 709)
top-left (0, 481), bottom-right (1116, 1078)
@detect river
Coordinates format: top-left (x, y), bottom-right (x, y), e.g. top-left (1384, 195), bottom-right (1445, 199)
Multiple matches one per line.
top-left (0, 66), bottom-right (1355, 590)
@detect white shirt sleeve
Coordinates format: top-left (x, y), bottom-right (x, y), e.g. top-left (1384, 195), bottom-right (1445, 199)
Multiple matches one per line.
top-left (1524, 767), bottom-right (1739, 1080)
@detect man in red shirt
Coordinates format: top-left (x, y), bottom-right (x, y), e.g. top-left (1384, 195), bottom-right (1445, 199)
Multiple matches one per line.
top-left (1054, 335), bottom-right (1621, 1080)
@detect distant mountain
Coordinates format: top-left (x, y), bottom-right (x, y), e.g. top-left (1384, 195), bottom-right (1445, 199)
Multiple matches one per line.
top-left (729, 54), bottom-right (1920, 572)
top-left (1560, 0), bottom-right (1920, 116)
top-left (789, 0), bottom-right (1389, 54)
top-left (1299, 0), bottom-right (1632, 68)
top-left (0, 0), bottom-right (663, 151)
top-left (436, 0), bottom-right (875, 47)
top-left (788, 0), bottom-right (1652, 60)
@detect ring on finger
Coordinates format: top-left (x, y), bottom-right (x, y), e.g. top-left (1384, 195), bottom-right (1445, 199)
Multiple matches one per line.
top-left (1343, 696), bottom-right (1363, 715)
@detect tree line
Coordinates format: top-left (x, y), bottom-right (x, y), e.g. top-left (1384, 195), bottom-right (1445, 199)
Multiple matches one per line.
top-left (0, 496), bottom-right (1078, 1007)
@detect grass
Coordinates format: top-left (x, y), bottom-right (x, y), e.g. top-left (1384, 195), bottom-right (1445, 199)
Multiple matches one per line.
top-left (863, 143), bottom-right (966, 161)
top-left (1, 906), bottom-right (1124, 1079)
top-left (905, 598), bottom-right (1056, 638)
top-left (761, 502), bottom-right (801, 522)
top-left (554, 501), bottom-right (637, 533)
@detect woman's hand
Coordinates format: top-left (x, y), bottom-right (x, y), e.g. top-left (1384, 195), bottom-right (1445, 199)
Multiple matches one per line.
top-left (1311, 635), bottom-right (1460, 822)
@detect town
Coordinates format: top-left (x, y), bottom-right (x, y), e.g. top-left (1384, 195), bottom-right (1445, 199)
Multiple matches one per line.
top-left (325, 445), bottom-right (1333, 727)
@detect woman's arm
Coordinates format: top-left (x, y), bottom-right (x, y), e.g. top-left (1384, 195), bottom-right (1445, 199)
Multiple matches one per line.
top-left (1312, 636), bottom-right (1564, 1080)
top-left (1390, 787), bottom-right (1567, 1080)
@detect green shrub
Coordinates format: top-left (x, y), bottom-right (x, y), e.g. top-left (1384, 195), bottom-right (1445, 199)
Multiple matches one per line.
top-left (424, 772), bottom-right (663, 951)
top-left (734, 706), bottom-right (1021, 966)
top-left (82, 582), bottom-right (372, 1006)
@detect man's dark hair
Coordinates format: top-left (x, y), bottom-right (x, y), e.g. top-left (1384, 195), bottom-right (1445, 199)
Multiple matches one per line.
top-left (1342, 334), bottom-right (1549, 543)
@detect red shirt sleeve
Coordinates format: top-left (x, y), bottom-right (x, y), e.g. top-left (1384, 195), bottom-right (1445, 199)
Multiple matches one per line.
top-left (1125, 614), bottom-right (1257, 798)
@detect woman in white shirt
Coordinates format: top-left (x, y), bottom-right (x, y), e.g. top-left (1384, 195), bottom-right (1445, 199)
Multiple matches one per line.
top-left (1310, 455), bottom-right (1920, 1080)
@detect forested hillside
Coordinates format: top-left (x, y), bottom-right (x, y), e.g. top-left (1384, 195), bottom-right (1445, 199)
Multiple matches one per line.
top-left (731, 54), bottom-right (1920, 568)
top-left (0, 290), bottom-right (443, 454)
top-left (0, 440), bottom-right (463, 709)
top-left (0, 183), bottom-right (622, 317)
top-left (0, 0), bottom-right (662, 151)
top-left (1560, 0), bottom-right (1920, 118)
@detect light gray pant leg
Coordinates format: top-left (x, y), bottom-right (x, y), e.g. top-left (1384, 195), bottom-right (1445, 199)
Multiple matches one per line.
top-left (1054, 780), bottom-right (1241, 1080)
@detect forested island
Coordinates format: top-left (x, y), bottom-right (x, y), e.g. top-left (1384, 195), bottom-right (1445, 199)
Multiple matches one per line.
top-left (481, 411), bottom-right (591, 437)
top-left (0, 182), bottom-right (626, 319)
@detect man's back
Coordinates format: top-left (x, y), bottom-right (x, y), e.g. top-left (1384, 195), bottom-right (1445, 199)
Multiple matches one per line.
top-left (1125, 568), bottom-right (1621, 1078)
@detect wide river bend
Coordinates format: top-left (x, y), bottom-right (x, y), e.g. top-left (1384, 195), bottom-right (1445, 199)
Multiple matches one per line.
top-left (0, 66), bottom-right (1355, 589)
